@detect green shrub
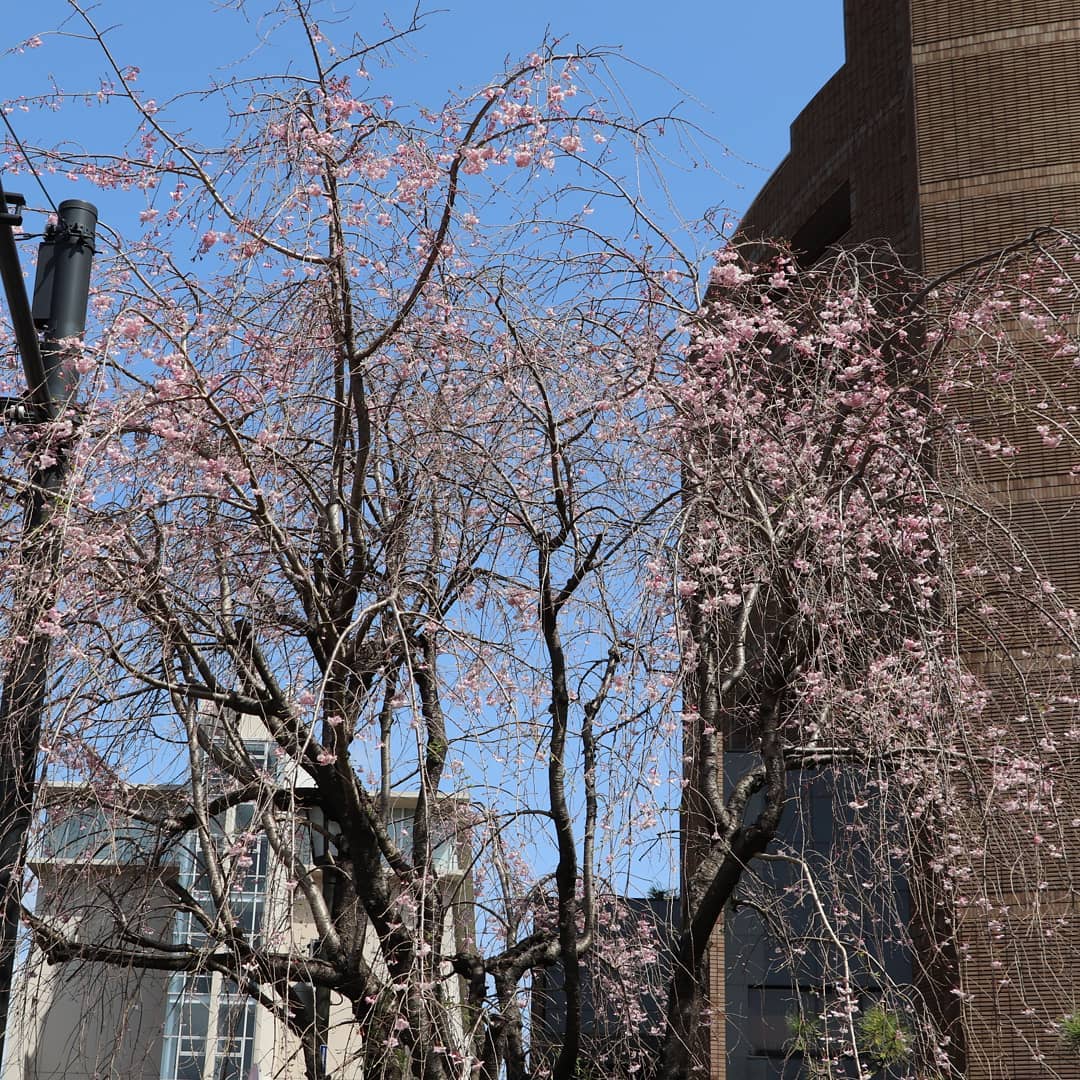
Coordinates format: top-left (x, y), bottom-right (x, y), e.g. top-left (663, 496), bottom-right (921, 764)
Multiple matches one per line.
top-left (1061, 1010), bottom-right (1080, 1054)
top-left (785, 1011), bottom-right (821, 1056)
top-left (856, 1005), bottom-right (910, 1069)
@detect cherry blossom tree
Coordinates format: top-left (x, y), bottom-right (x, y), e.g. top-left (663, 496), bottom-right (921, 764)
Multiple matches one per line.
top-left (2, 5), bottom-right (1080, 1080)
top-left (677, 240), bottom-right (1080, 1080)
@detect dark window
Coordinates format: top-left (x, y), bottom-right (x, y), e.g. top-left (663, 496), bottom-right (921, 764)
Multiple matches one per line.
top-left (790, 183), bottom-right (851, 266)
top-left (747, 985), bottom-right (799, 1057)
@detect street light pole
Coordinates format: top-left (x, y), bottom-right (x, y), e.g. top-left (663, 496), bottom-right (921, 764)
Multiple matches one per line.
top-left (0, 184), bottom-right (97, 1070)
top-left (0, 188), bottom-right (47, 418)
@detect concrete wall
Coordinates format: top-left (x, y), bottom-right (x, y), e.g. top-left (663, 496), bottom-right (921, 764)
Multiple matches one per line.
top-left (3, 864), bottom-right (173, 1080)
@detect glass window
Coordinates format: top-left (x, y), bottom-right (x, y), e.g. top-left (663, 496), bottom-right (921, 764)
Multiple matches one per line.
top-left (161, 742), bottom-right (272, 1080)
top-left (386, 807), bottom-right (459, 873)
top-left (216, 992), bottom-right (258, 1080)
top-left (41, 808), bottom-right (158, 864)
top-left (747, 985), bottom-right (819, 1058)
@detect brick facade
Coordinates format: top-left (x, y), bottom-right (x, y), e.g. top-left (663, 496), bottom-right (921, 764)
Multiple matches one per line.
top-left (718, 3), bottom-right (1080, 1078)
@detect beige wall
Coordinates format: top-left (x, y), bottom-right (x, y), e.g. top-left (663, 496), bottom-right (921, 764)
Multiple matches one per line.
top-left (3, 864), bottom-right (173, 1080)
top-left (6, 796), bottom-right (475, 1080)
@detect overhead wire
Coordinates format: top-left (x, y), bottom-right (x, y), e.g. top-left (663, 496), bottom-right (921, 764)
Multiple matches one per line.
top-left (0, 110), bottom-right (59, 217)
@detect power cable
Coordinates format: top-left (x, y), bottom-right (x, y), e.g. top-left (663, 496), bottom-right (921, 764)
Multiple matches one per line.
top-left (0, 111), bottom-right (59, 217)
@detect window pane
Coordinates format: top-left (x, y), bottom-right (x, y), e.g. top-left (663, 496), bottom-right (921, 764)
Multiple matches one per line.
top-left (183, 1000), bottom-right (210, 1041)
top-left (176, 1054), bottom-right (203, 1080)
top-left (747, 986), bottom-right (821, 1057)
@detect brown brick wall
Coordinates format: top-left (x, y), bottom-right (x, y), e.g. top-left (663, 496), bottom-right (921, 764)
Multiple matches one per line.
top-left (739, 0), bottom-right (919, 261)
top-left (958, 892), bottom-right (1080, 1080)
top-left (706, 927), bottom-right (725, 1076)
top-left (911, 0), bottom-right (1080, 48)
top-left (714, 3), bottom-right (1080, 1078)
top-left (910, 8), bottom-right (1080, 1074)
top-left (911, 7), bottom-right (1080, 272)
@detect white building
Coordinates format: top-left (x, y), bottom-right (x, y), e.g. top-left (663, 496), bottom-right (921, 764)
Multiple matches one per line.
top-left (2, 764), bottom-right (471, 1080)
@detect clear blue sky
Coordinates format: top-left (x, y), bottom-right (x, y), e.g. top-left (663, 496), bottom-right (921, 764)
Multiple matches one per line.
top-left (5, 1), bottom-right (845, 242)
top-left (3, 2), bottom-right (846, 892)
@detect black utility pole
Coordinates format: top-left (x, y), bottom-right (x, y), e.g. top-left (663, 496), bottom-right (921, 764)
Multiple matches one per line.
top-left (0, 181), bottom-right (96, 1068)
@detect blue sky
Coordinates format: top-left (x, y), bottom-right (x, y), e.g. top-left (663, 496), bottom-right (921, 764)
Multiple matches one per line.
top-left (3, 2), bottom-right (846, 893)
top-left (5, 1), bottom-right (845, 241)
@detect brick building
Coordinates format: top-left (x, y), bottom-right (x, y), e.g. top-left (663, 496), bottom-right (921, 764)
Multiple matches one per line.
top-left (707, 2), bottom-right (1080, 1078)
